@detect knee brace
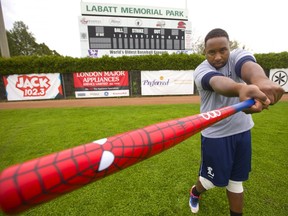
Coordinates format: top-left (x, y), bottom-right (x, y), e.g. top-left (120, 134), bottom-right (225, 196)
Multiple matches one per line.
top-left (226, 180), bottom-right (243, 193)
top-left (199, 176), bottom-right (215, 190)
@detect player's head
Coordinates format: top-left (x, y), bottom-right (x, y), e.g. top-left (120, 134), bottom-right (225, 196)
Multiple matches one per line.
top-left (204, 28), bottom-right (230, 69)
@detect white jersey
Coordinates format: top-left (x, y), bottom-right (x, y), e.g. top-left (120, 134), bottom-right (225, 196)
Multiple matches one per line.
top-left (194, 48), bottom-right (255, 138)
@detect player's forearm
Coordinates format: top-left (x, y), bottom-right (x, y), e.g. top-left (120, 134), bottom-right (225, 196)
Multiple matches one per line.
top-left (241, 61), bottom-right (285, 104)
top-left (240, 61), bottom-right (268, 85)
top-left (209, 76), bottom-right (244, 97)
top-left (209, 76), bottom-right (270, 111)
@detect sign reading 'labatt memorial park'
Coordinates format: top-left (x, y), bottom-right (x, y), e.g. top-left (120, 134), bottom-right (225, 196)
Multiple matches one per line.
top-left (81, 3), bottom-right (188, 19)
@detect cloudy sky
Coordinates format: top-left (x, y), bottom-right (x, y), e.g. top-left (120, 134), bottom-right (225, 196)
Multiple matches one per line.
top-left (2, 0), bottom-right (287, 57)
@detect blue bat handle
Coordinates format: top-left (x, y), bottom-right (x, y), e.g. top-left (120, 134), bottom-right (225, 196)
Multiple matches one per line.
top-left (233, 99), bottom-right (255, 112)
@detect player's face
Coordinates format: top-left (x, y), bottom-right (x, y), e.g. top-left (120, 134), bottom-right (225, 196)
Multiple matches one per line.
top-left (204, 37), bottom-right (230, 70)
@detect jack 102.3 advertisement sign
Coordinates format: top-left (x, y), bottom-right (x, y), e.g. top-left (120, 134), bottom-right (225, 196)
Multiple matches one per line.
top-left (3, 73), bottom-right (63, 101)
top-left (73, 71), bottom-right (129, 98)
top-left (79, 2), bottom-right (192, 58)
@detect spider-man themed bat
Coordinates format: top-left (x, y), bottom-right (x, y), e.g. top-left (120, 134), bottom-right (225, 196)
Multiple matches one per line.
top-left (0, 99), bottom-right (254, 215)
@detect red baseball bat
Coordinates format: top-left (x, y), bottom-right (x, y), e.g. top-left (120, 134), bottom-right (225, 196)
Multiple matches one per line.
top-left (0, 99), bottom-right (255, 214)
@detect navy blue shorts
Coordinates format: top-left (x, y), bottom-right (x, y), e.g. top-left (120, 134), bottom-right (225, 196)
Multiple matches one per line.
top-left (199, 130), bottom-right (252, 187)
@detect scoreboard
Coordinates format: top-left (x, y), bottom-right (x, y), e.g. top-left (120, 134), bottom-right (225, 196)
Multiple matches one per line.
top-left (79, 3), bottom-right (192, 58)
top-left (88, 26), bottom-right (185, 50)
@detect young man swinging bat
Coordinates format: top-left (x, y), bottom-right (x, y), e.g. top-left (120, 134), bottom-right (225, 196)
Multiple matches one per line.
top-left (190, 28), bottom-right (284, 215)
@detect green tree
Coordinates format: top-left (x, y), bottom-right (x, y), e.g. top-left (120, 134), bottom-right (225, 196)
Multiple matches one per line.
top-left (5, 21), bottom-right (60, 56)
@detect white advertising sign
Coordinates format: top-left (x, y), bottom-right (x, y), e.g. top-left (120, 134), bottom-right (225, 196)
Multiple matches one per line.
top-left (269, 69), bottom-right (288, 92)
top-left (141, 70), bottom-right (194, 96)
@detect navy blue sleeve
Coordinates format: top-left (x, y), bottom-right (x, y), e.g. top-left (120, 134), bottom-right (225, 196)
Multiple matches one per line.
top-left (201, 72), bottom-right (224, 91)
top-left (235, 56), bottom-right (256, 78)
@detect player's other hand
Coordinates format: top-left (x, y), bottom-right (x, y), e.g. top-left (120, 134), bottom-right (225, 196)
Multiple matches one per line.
top-left (239, 84), bottom-right (270, 114)
top-left (254, 78), bottom-right (285, 105)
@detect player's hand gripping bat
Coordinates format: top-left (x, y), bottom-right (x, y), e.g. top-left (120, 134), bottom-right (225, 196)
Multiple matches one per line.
top-left (0, 99), bottom-right (255, 214)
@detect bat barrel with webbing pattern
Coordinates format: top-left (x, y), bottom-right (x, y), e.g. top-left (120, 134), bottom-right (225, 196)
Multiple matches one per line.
top-left (0, 99), bottom-right (255, 214)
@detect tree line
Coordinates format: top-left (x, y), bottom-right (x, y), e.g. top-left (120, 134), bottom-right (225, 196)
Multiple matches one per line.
top-left (1, 21), bottom-right (60, 57)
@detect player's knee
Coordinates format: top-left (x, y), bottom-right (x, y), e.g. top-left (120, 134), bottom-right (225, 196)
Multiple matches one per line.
top-left (226, 180), bottom-right (243, 193)
top-left (199, 176), bottom-right (215, 190)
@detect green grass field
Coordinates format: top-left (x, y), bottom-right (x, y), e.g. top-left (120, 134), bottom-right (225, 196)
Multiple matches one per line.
top-left (0, 102), bottom-right (287, 216)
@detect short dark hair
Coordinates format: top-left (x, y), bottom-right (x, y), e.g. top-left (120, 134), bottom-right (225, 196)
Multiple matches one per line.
top-left (204, 28), bottom-right (229, 45)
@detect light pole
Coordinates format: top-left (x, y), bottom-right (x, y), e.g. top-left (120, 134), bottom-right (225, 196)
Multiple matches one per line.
top-left (0, 0), bottom-right (10, 57)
